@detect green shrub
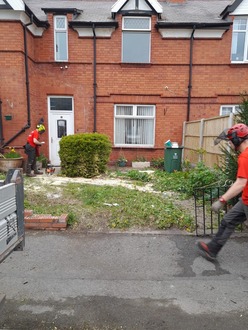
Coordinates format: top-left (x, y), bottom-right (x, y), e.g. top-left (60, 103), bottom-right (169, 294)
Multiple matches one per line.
top-left (218, 145), bottom-right (238, 184)
top-left (59, 133), bottom-right (112, 178)
top-left (186, 162), bottom-right (222, 195)
top-left (151, 157), bottom-right (164, 169)
top-left (216, 92), bottom-right (248, 183)
top-left (153, 170), bottom-right (189, 194)
top-left (153, 163), bottom-right (223, 197)
top-left (236, 92), bottom-right (248, 125)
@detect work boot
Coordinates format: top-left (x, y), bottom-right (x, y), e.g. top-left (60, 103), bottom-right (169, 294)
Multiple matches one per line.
top-left (26, 173), bottom-right (36, 177)
top-left (197, 241), bottom-right (220, 262)
top-left (26, 163), bottom-right (36, 177)
top-left (34, 170), bottom-right (43, 175)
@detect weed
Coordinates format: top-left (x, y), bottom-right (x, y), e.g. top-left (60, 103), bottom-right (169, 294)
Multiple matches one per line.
top-left (67, 212), bottom-right (78, 226)
top-left (150, 157), bottom-right (164, 169)
top-left (126, 170), bottom-right (151, 182)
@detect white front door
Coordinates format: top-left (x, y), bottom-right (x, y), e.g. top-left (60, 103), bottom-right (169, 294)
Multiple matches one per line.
top-left (48, 97), bottom-right (74, 166)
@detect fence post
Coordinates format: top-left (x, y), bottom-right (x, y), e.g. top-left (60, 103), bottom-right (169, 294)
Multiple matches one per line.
top-left (199, 119), bottom-right (205, 162)
top-left (182, 121), bottom-right (186, 161)
top-left (228, 112), bottom-right (234, 127)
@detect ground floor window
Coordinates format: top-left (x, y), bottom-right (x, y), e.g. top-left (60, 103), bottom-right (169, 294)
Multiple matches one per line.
top-left (114, 104), bottom-right (155, 147)
top-left (220, 105), bottom-right (239, 116)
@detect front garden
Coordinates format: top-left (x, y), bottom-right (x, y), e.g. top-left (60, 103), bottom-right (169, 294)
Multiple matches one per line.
top-left (20, 161), bottom-right (228, 233)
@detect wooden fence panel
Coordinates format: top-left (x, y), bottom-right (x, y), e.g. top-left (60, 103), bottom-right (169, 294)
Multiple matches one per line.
top-left (182, 114), bottom-right (234, 168)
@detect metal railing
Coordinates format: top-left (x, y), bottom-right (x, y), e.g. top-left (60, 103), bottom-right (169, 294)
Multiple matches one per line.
top-left (193, 181), bottom-right (241, 236)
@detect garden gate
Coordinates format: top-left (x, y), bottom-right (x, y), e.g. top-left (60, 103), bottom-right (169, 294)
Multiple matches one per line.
top-left (194, 183), bottom-right (243, 236)
top-left (0, 169), bottom-right (25, 263)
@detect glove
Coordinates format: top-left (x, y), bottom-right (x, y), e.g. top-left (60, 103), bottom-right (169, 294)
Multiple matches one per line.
top-left (40, 142), bottom-right (45, 145)
top-left (211, 199), bottom-right (226, 213)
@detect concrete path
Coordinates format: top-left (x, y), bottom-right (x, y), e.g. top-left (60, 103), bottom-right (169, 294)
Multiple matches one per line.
top-left (0, 231), bottom-right (248, 329)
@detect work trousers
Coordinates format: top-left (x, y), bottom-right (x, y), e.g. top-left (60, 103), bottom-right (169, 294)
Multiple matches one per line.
top-left (212, 199), bottom-right (248, 247)
top-left (25, 143), bottom-right (37, 173)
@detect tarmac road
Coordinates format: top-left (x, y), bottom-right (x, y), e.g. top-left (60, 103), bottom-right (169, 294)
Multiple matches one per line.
top-left (0, 230), bottom-right (248, 330)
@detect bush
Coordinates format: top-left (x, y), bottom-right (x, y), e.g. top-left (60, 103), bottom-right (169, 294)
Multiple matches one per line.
top-left (153, 163), bottom-right (223, 197)
top-left (218, 145), bottom-right (238, 184)
top-left (59, 133), bottom-right (112, 178)
top-left (217, 92), bottom-right (248, 183)
top-left (186, 162), bottom-right (222, 195)
top-left (151, 157), bottom-right (164, 169)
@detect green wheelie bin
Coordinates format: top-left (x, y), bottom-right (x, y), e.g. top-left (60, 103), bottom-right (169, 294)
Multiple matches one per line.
top-left (164, 145), bottom-right (183, 173)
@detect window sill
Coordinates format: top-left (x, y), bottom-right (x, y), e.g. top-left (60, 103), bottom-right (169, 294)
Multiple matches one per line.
top-left (230, 62), bottom-right (248, 66)
top-left (120, 63), bottom-right (152, 68)
top-left (114, 144), bottom-right (154, 148)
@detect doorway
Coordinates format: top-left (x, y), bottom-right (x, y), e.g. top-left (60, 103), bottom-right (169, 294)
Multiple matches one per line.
top-left (48, 96), bottom-right (74, 166)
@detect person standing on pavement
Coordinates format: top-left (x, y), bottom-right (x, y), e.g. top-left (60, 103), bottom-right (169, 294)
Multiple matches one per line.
top-left (24, 124), bottom-right (46, 177)
top-left (197, 123), bottom-right (248, 261)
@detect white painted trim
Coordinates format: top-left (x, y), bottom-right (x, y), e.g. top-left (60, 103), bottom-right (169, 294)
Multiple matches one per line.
top-left (220, 105), bottom-right (239, 116)
top-left (0, 11), bottom-right (46, 36)
top-left (72, 27), bottom-right (116, 38)
top-left (149, 0), bottom-right (162, 13)
top-left (4, 0), bottom-right (24, 10)
top-left (122, 16), bottom-right (151, 30)
top-left (194, 29), bottom-right (227, 39)
top-left (111, 0), bottom-right (162, 14)
top-left (54, 16), bottom-right (68, 62)
top-left (158, 28), bottom-right (227, 39)
top-left (111, 0), bottom-right (126, 13)
top-left (231, 0), bottom-right (248, 16)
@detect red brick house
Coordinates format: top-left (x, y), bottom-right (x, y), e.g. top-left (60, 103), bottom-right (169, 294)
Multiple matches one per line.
top-left (0, 0), bottom-right (247, 165)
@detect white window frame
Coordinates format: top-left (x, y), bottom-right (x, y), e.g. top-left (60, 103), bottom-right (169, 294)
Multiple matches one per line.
top-left (231, 17), bottom-right (248, 63)
top-left (114, 104), bottom-right (155, 147)
top-left (122, 16), bottom-right (151, 63)
top-left (49, 96), bottom-right (73, 112)
top-left (54, 16), bottom-right (68, 62)
top-left (220, 105), bottom-right (240, 116)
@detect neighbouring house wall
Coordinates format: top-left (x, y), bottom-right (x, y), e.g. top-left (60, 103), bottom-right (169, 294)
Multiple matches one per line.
top-left (0, 21), bottom-right (27, 156)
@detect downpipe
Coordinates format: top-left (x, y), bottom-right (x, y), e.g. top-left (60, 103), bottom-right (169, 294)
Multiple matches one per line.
top-left (92, 24), bottom-right (97, 133)
top-left (186, 26), bottom-right (196, 122)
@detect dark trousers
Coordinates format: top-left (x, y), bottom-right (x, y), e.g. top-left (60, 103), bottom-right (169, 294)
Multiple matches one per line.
top-left (212, 200), bottom-right (248, 248)
top-left (25, 143), bottom-right (37, 173)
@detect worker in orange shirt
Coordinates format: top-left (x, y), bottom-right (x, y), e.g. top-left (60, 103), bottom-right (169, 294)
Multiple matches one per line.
top-left (24, 124), bottom-right (45, 177)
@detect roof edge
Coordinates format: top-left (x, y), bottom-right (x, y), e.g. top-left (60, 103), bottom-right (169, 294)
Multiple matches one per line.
top-left (220, 0), bottom-right (243, 19)
top-left (25, 4), bottom-right (49, 28)
top-left (69, 21), bottom-right (118, 28)
top-left (156, 22), bottom-right (232, 29)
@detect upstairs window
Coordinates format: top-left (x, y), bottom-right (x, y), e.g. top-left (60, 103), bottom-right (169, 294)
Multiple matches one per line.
top-left (220, 105), bottom-right (239, 116)
top-left (54, 16), bottom-right (68, 61)
top-left (122, 17), bottom-right (151, 63)
top-left (231, 18), bottom-right (248, 63)
top-left (114, 104), bottom-right (155, 147)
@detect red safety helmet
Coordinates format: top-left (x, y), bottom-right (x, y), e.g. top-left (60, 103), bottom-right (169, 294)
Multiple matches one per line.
top-left (215, 123), bottom-right (248, 150)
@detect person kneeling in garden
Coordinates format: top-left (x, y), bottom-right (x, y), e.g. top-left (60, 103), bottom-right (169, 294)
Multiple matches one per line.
top-left (197, 123), bottom-right (248, 261)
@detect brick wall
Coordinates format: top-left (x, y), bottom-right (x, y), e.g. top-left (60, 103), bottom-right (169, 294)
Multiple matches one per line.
top-left (0, 11), bottom-right (245, 163)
